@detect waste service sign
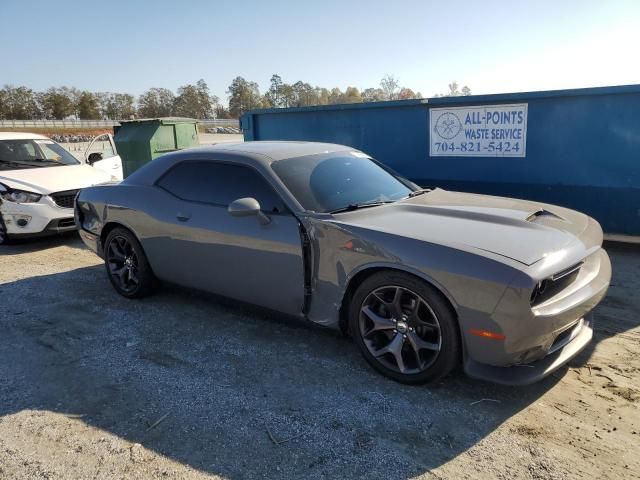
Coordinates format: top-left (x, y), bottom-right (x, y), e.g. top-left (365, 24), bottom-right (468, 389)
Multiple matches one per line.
top-left (429, 103), bottom-right (528, 157)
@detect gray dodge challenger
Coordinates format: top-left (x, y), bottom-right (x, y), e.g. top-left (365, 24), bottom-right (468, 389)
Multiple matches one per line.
top-left (75, 142), bottom-right (611, 385)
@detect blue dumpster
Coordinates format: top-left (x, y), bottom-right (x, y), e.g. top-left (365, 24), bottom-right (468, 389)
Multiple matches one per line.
top-left (241, 84), bottom-right (640, 239)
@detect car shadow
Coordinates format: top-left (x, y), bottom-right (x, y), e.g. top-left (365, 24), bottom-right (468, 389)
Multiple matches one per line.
top-left (0, 243), bottom-right (637, 479)
top-left (0, 231), bottom-right (85, 256)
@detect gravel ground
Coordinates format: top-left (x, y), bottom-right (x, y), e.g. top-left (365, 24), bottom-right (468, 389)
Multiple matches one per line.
top-left (0, 236), bottom-right (638, 479)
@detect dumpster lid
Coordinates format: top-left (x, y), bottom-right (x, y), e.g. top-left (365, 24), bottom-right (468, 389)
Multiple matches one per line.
top-left (119, 117), bottom-right (198, 125)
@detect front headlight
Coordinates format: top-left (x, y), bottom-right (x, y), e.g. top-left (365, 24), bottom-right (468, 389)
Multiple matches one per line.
top-left (0, 189), bottom-right (42, 203)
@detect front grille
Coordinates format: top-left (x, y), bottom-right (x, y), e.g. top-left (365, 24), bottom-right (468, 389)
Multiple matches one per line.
top-left (50, 189), bottom-right (79, 209)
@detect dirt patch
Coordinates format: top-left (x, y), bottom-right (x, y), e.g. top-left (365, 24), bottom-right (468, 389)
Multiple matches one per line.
top-left (605, 384), bottom-right (640, 403)
top-left (512, 425), bottom-right (546, 438)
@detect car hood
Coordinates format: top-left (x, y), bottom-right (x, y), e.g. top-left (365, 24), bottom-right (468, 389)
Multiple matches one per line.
top-left (331, 189), bottom-right (591, 265)
top-left (0, 165), bottom-right (112, 195)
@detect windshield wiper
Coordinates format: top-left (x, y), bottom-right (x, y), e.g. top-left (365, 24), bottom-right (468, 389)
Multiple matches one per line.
top-left (0, 160), bottom-right (49, 168)
top-left (328, 201), bottom-right (394, 214)
top-left (31, 158), bottom-right (62, 164)
top-left (407, 187), bottom-right (434, 198)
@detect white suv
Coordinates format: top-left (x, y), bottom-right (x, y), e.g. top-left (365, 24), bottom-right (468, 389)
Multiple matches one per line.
top-left (0, 132), bottom-right (121, 244)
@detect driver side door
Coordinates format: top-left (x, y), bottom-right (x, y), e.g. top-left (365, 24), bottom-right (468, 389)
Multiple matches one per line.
top-left (144, 160), bottom-right (306, 316)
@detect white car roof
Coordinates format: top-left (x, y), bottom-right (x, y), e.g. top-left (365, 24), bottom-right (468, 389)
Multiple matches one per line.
top-left (0, 132), bottom-right (50, 140)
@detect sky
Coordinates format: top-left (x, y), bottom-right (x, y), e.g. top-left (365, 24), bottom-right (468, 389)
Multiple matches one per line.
top-left (2, 0), bottom-right (639, 102)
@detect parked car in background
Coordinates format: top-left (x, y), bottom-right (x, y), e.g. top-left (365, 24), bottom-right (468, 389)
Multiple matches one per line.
top-left (75, 142), bottom-right (611, 385)
top-left (0, 132), bottom-right (119, 244)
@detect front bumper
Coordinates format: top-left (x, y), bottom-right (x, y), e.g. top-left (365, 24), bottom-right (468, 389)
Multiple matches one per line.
top-left (461, 248), bottom-right (611, 385)
top-left (0, 199), bottom-right (77, 238)
top-left (464, 313), bottom-right (594, 385)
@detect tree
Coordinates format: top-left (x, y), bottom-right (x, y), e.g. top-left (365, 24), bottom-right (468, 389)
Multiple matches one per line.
top-left (137, 88), bottom-right (175, 117)
top-left (315, 87), bottom-right (330, 105)
top-left (380, 74), bottom-right (400, 101)
top-left (104, 93), bottom-right (136, 119)
top-left (265, 74), bottom-right (286, 108)
top-left (280, 83), bottom-right (296, 108)
top-left (65, 87), bottom-right (82, 118)
top-left (227, 76), bottom-right (262, 118)
top-left (76, 91), bottom-right (100, 119)
top-left (174, 79), bottom-right (217, 119)
top-left (291, 81), bottom-right (319, 107)
top-left (342, 87), bottom-right (363, 104)
top-left (214, 104), bottom-right (231, 119)
top-left (0, 85), bottom-right (40, 119)
top-left (361, 87), bottom-right (385, 102)
top-left (94, 92), bottom-right (110, 119)
top-left (328, 87), bottom-right (344, 104)
top-left (435, 81), bottom-right (471, 97)
top-left (398, 88), bottom-right (420, 100)
top-left (0, 89), bottom-right (6, 120)
top-left (39, 87), bottom-right (74, 119)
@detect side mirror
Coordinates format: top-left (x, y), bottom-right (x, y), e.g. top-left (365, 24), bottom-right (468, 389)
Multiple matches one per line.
top-left (228, 197), bottom-right (271, 225)
top-left (87, 152), bottom-right (103, 165)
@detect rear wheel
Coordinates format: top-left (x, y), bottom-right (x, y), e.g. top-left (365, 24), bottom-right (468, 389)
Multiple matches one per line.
top-left (349, 271), bottom-right (460, 384)
top-left (104, 227), bottom-right (157, 298)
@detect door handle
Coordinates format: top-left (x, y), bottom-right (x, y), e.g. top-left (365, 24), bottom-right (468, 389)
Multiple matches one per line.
top-left (176, 212), bottom-right (191, 222)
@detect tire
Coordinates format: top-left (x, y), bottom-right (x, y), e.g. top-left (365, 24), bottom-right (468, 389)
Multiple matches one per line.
top-left (103, 227), bottom-right (157, 298)
top-left (0, 214), bottom-right (9, 245)
top-left (349, 271), bottom-right (460, 385)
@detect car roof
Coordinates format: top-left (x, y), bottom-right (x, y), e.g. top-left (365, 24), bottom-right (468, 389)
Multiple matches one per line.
top-left (0, 132), bottom-right (50, 140)
top-left (181, 141), bottom-right (356, 164)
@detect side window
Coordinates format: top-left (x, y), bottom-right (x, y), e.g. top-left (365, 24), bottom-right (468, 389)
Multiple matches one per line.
top-left (157, 161), bottom-right (286, 213)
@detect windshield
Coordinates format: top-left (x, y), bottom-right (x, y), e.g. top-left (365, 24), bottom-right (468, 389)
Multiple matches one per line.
top-left (271, 152), bottom-right (416, 213)
top-left (0, 139), bottom-right (80, 171)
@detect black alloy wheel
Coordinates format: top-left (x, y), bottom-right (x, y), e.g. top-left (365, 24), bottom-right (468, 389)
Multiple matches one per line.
top-left (104, 227), bottom-right (156, 298)
top-left (359, 285), bottom-right (442, 374)
top-left (350, 271), bottom-right (460, 384)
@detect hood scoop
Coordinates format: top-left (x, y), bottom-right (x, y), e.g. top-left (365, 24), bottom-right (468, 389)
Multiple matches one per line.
top-left (526, 209), bottom-right (564, 223)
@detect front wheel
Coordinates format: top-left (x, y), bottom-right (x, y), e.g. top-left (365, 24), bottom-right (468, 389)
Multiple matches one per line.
top-left (349, 271), bottom-right (460, 384)
top-left (104, 227), bottom-right (157, 298)
top-left (0, 215), bottom-right (10, 245)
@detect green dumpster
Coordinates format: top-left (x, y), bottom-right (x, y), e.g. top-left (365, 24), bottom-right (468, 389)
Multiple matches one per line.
top-left (114, 117), bottom-right (199, 177)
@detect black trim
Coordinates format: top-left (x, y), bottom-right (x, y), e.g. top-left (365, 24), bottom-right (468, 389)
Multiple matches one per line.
top-left (299, 223), bottom-right (313, 315)
top-left (50, 189), bottom-right (80, 209)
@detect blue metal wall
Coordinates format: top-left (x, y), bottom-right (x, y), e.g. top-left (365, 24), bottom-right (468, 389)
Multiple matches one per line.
top-left (241, 85), bottom-right (640, 236)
